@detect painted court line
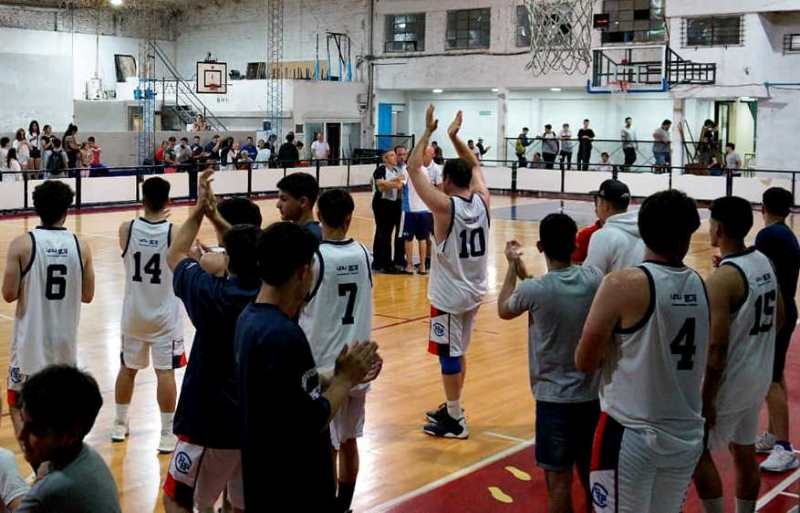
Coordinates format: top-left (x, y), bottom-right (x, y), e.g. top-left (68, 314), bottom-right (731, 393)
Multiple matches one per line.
top-left (0, 313), bottom-right (14, 322)
top-left (757, 466), bottom-right (800, 510)
top-left (483, 431), bottom-right (531, 444)
top-left (368, 438), bottom-right (535, 513)
top-left (779, 491), bottom-right (799, 499)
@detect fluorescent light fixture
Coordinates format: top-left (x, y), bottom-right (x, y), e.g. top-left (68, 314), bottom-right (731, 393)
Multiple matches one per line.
top-left (491, 88), bottom-right (500, 92)
top-left (432, 88), bottom-right (443, 93)
top-left (739, 96), bottom-right (756, 102)
top-left (550, 87), bottom-right (562, 92)
top-left (110, 0), bottom-right (123, 5)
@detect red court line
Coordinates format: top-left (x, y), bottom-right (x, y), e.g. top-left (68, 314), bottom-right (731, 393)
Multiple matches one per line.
top-left (372, 315), bottom-right (429, 332)
top-left (382, 326), bottom-right (800, 513)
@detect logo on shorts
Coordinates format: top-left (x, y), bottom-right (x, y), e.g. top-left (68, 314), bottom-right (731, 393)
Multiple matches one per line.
top-left (432, 322), bottom-right (446, 338)
top-left (592, 483), bottom-right (609, 508)
top-left (174, 451), bottom-right (193, 474)
top-left (9, 367), bottom-right (23, 384)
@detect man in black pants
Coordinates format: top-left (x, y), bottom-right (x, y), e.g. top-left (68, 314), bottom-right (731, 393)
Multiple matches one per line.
top-left (577, 119), bottom-right (595, 171)
top-left (371, 149), bottom-right (403, 273)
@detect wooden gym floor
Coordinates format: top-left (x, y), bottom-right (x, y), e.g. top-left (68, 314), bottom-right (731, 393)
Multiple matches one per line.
top-left (0, 192), bottom-right (797, 512)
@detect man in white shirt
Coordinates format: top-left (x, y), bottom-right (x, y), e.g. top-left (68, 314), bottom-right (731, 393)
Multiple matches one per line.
top-left (725, 143), bottom-right (743, 172)
top-left (311, 132), bottom-right (330, 164)
top-left (401, 146), bottom-right (442, 274)
top-left (621, 117), bottom-right (638, 171)
top-left (254, 140), bottom-right (272, 169)
top-left (584, 179), bottom-right (646, 274)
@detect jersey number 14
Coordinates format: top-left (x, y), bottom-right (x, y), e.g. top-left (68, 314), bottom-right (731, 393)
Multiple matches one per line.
top-left (132, 252), bottom-right (163, 284)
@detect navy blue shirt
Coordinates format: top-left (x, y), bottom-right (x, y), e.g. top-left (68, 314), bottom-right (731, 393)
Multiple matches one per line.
top-left (235, 302), bottom-right (335, 512)
top-left (756, 222), bottom-right (800, 321)
top-left (304, 220), bottom-right (322, 241)
top-left (172, 258), bottom-right (259, 448)
top-left (242, 143), bottom-right (258, 160)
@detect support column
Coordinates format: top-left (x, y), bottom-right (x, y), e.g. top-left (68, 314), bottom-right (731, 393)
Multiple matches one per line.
top-left (496, 88), bottom-right (508, 162)
top-left (671, 97), bottom-right (685, 170)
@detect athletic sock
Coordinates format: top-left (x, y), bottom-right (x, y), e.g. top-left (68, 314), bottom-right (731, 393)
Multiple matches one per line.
top-left (160, 411), bottom-right (174, 435)
top-left (446, 400), bottom-right (462, 420)
top-left (115, 404), bottom-right (129, 424)
top-left (735, 498), bottom-right (756, 513)
top-left (337, 481), bottom-right (356, 511)
top-left (776, 440), bottom-right (793, 451)
top-left (702, 497), bottom-right (724, 513)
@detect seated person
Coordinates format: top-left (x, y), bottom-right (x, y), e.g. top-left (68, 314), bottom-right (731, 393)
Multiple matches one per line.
top-left (0, 365), bottom-right (122, 512)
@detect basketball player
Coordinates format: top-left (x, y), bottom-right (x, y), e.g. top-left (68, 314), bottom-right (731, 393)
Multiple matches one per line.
top-left (112, 176), bottom-right (185, 453)
top-left (406, 105), bottom-right (490, 439)
top-left (693, 196), bottom-right (784, 513)
top-left (576, 189), bottom-right (707, 513)
top-left (299, 189), bottom-right (375, 513)
top-left (583, 179), bottom-right (644, 274)
top-left (2, 180), bottom-right (95, 437)
top-left (276, 172), bottom-right (321, 240)
top-left (162, 171), bottom-right (261, 513)
top-left (755, 187), bottom-right (800, 472)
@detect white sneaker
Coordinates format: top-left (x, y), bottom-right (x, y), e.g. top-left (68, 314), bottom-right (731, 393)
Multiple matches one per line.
top-left (761, 445), bottom-right (800, 472)
top-left (756, 432), bottom-right (777, 453)
top-left (110, 420), bottom-right (129, 442)
top-left (158, 432), bottom-right (177, 454)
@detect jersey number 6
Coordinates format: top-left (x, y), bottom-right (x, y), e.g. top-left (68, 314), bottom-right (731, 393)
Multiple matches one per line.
top-left (45, 264), bottom-right (67, 300)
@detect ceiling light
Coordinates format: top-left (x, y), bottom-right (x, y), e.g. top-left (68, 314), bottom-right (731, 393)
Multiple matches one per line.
top-left (550, 87), bottom-right (562, 92)
top-left (491, 88), bottom-right (500, 92)
top-left (739, 96), bottom-right (756, 102)
top-left (432, 88), bottom-right (443, 93)
top-left (110, 0), bottom-right (123, 5)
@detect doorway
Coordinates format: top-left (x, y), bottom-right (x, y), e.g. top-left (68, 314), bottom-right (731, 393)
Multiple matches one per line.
top-left (326, 122), bottom-right (341, 165)
top-left (715, 99), bottom-right (757, 165)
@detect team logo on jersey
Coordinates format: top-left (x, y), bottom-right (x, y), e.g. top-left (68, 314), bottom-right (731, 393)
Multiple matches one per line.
top-left (45, 248), bottom-right (69, 258)
top-left (8, 367), bottom-right (23, 384)
top-left (138, 238), bottom-right (160, 248)
top-left (433, 322), bottom-right (446, 338)
top-left (591, 483), bottom-right (609, 508)
top-left (756, 273), bottom-right (773, 285)
top-left (301, 368), bottom-right (321, 399)
top-left (174, 451), bottom-right (193, 474)
top-left (336, 264), bottom-right (361, 276)
top-left (671, 293), bottom-right (698, 306)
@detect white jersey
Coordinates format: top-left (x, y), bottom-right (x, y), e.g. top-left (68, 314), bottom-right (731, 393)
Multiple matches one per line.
top-left (299, 239), bottom-right (373, 374)
top-left (716, 248), bottom-right (778, 415)
top-left (11, 228), bottom-right (83, 375)
top-left (121, 218), bottom-right (182, 341)
top-left (601, 262), bottom-right (710, 454)
top-left (429, 194), bottom-right (489, 314)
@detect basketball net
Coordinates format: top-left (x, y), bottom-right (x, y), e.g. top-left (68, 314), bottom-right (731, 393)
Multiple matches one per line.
top-left (608, 79), bottom-right (630, 111)
top-left (524, 0), bottom-right (593, 75)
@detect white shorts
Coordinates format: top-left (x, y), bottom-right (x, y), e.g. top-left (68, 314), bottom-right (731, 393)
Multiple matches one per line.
top-left (163, 438), bottom-right (244, 510)
top-left (428, 305), bottom-right (479, 358)
top-left (591, 413), bottom-right (702, 513)
top-left (121, 335), bottom-right (186, 370)
top-left (708, 404), bottom-right (760, 449)
top-left (330, 388), bottom-right (367, 451)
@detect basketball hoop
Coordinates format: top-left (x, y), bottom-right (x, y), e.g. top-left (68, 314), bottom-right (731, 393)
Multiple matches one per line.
top-left (608, 80), bottom-right (631, 111)
top-left (524, 0), bottom-right (593, 75)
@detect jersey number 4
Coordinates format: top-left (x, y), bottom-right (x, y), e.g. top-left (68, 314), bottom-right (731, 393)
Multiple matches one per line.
top-left (458, 227), bottom-right (486, 259)
top-left (338, 283), bottom-right (358, 325)
top-left (749, 290), bottom-right (776, 335)
top-left (45, 264), bottom-right (67, 300)
top-left (670, 317), bottom-right (696, 370)
top-left (132, 252), bottom-right (162, 284)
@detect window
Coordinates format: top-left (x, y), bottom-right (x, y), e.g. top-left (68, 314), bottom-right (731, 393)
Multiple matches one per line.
top-left (446, 8), bottom-right (491, 50)
top-left (784, 33), bottom-right (800, 54)
top-left (516, 5), bottom-right (531, 47)
top-left (600, 0), bottom-right (666, 44)
top-left (684, 16), bottom-right (743, 47)
top-left (385, 14), bottom-right (426, 52)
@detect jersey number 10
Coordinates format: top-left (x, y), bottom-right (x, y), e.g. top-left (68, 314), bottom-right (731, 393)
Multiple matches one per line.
top-left (458, 228), bottom-right (486, 259)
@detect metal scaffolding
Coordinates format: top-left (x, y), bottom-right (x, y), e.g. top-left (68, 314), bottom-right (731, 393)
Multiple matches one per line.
top-left (267, 0), bottom-right (284, 137)
top-left (137, 39), bottom-right (156, 165)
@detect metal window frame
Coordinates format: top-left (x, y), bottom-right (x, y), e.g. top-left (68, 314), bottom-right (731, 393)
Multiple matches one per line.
top-left (784, 33), bottom-right (800, 54)
top-left (384, 13), bottom-right (426, 53)
top-left (682, 15), bottom-right (744, 48)
top-left (446, 8), bottom-right (491, 50)
top-left (515, 4), bottom-right (531, 48)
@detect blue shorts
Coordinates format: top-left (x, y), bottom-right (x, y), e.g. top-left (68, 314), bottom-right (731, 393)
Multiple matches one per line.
top-left (535, 399), bottom-right (600, 472)
top-left (654, 152), bottom-right (670, 166)
top-left (402, 211), bottom-right (433, 241)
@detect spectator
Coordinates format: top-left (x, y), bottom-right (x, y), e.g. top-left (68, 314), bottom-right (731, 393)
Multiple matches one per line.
top-left (237, 150), bottom-right (252, 171)
top-left (176, 137), bottom-right (193, 167)
top-left (431, 141), bottom-right (444, 165)
top-left (371, 149), bottom-right (404, 273)
top-left (6, 148), bottom-right (22, 181)
top-left (476, 137), bottom-right (491, 159)
top-left (572, 215), bottom-right (604, 264)
top-left (558, 123), bottom-right (574, 171)
top-left (13, 129), bottom-right (31, 170)
top-left (0, 137), bottom-right (10, 172)
top-left (708, 155), bottom-right (723, 176)
top-left (28, 120), bottom-right (42, 170)
top-left (155, 140), bottom-right (168, 165)
top-left (594, 152), bottom-right (613, 172)
top-left (540, 124), bottom-right (559, 169)
top-left (191, 114), bottom-right (208, 132)
top-left (41, 135), bottom-right (53, 167)
top-left (296, 141), bottom-right (306, 164)
top-left (79, 142), bottom-right (91, 178)
top-left (234, 222), bottom-right (380, 513)
top-left (190, 136), bottom-right (203, 159)
top-left (724, 143), bottom-right (742, 173)
top-left (530, 152), bottom-right (543, 169)
top-left (697, 119), bottom-right (719, 166)
top-left (583, 179), bottom-right (645, 274)
top-left (45, 138), bottom-right (69, 178)
top-left (278, 133), bottom-right (300, 167)
top-left (225, 142), bottom-right (241, 171)
top-left (621, 117), bottom-right (637, 171)
top-left (311, 132), bottom-right (330, 163)
top-left (164, 137), bottom-right (178, 173)
top-left (652, 119), bottom-right (672, 173)
top-left (266, 134), bottom-right (279, 167)
top-left (87, 136), bottom-right (103, 166)
top-left (0, 365), bottom-right (122, 512)
top-left (242, 136), bottom-right (258, 161)
top-left (204, 134), bottom-right (221, 160)
top-left (42, 124), bottom-right (53, 139)
top-left (576, 119), bottom-right (594, 171)
top-left (254, 140), bottom-right (271, 169)
top-left (276, 172), bottom-right (321, 240)
top-left (515, 127), bottom-right (532, 167)
top-left (63, 124), bottom-right (80, 170)
top-left (467, 139), bottom-right (481, 161)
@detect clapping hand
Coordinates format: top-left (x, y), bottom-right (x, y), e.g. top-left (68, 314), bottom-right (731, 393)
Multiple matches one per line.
top-left (504, 240), bottom-right (523, 263)
top-left (425, 104), bottom-right (439, 134)
top-left (335, 341), bottom-right (381, 385)
top-left (448, 111), bottom-right (463, 139)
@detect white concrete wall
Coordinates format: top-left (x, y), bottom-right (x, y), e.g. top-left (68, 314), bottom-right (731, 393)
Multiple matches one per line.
top-left (755, 89), bottom-right (800, 171)
top-left (667, 0), bottom-right (800, 17)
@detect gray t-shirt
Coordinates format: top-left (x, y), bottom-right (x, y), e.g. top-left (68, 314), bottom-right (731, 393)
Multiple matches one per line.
top-left (507, 265), bottom-right (602, 403)
top-left (652, 127), bottom-right (670, 153)
top-left (17, 444), bottom-right (121, 513)
top-left (725, 151), bottom-right (742, 169)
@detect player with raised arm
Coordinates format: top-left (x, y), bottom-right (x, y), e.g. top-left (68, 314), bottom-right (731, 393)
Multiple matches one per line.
top-left (693, 196), bottom-right (784, 513)
top-left (406, 105), bottom-right (490, 439)
top-left (2, 181), bottom-right (95, 439)
top-left (575, 190), bottom-right (708, 513)
top-left (112, 176), bottom-right (186, 453)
